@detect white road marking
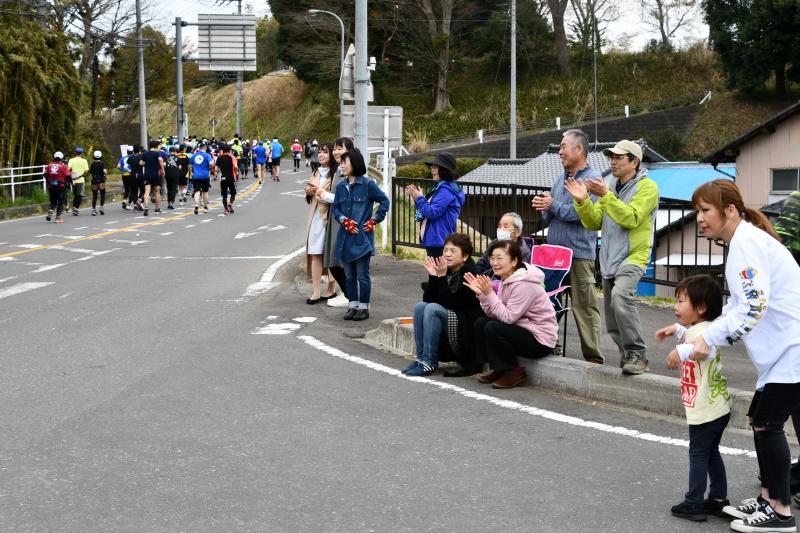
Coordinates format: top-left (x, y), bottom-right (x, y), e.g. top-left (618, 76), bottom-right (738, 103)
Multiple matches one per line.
top-left (252, 323), bottom-right (301, 335)
top-left (0, 257), bottom-right (16, 262)
top-left (0, 242), bottom-right (7, 245)
top-left (35, 234), bottom-right (86, 240)
top-left (185, 224), bottom-right (196, 228)
top-left (281, 190), bottom-right (306, 198)
top-left (105, 220), bottom-right (124, 225)
top-left (266, 315), bottom-right (278, 319)
top-left (234, 232), bottom-right (258, 240)
top-left (109, 239), bottom-right (147, 245)
top-left (58, 292), bottom-right (74, 299)
top-left (200, 219), bottom-right (213, 224)
top-left (243, 247), bottom-right (305, 297)
top-left (293, 317), bottom-right (317, 323)
top-left (256, 224), bottom-right (287, 231)
top-left (15, 244), bottom-right (43, 249)
top-left (0, 282), bottom-right (55, 300)
top-left (74, 226), bottom-right (88, 230)
top-left (0, 276), bottom-right (19, 283)
top-left (31, 263), bottom-right (66, 273)
top-left (297, 336), bottom-right (758, 459)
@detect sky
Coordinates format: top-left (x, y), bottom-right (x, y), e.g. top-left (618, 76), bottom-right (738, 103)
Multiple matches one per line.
top-left (152, 0), bottom-right (709, 54)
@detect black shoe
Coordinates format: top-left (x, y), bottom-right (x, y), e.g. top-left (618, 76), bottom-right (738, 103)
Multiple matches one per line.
top-left (671, 501), bottom-right (707, 522)
top-left (443, 366), bottom-right (481, 378)
top-left (352, 309), bottom-right (369, 321)
top-left (143, 207), bottom-right (149, 216)
top-left (306, 297), bottom-right (323, 305)
top-left (343, 308), bottom-right (358, 320)
top-left (703, 497), bottom-right (731, 517)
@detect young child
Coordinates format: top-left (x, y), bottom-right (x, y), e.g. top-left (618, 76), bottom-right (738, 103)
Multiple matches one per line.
top-left (331, 149), bottom-right (390, 321)
top-left (656, 274), bottom-right (731, 522)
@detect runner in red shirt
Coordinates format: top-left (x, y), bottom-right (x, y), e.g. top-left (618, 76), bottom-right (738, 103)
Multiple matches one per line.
top-left (43, 151), bottom-right (71, 223)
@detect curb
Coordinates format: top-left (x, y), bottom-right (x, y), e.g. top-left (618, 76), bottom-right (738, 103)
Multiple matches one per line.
top-left (365, 318), bottom-right (771, 434)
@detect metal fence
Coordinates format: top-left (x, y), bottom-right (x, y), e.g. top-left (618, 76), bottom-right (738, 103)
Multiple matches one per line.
top-left (391, 178), bottom-right (729, 294)
top-left (0, 165), bottom-right (46, 202)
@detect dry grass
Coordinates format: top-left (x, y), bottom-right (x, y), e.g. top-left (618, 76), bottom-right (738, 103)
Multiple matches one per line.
top-left (406, 127), bottom-right (429, 153)
top-left (137, 73), bottom-right (310, 138)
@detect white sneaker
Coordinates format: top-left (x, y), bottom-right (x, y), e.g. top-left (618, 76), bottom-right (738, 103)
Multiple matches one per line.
top-left (326, 293), bottom-right (349, 307)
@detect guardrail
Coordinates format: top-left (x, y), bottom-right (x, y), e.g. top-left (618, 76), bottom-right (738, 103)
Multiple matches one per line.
top-left (0, 165), bottom-right (46, 203)
top-left (391, 178), bottom-right (729, 294)
top-left (427, 92), bottom-right (709, 148)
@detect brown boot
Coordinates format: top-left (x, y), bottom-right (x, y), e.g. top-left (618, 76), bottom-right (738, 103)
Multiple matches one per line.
top-left (492, 368), bottom-right (528, 389)
top-left (477, 369), bottom-right (504, 384)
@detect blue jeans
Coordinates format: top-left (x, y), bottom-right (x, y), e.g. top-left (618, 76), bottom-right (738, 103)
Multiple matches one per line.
top-left (685, 412), bottom-right (730, 505)
top-left (413, 302), bottom-right (448, 366)
top-left (343, 254), bottom-right (371, 306)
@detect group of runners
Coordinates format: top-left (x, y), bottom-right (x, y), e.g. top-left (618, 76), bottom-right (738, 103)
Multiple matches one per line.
top-left (42, 133), bottom-right (301, 223)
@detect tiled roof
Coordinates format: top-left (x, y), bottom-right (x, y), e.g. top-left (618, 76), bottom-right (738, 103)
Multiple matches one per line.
top-left (460, 151), bottom-right (611, 187)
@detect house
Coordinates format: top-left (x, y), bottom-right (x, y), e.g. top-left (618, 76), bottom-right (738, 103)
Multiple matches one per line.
top-left (705, 100), bottom-right (800, 209)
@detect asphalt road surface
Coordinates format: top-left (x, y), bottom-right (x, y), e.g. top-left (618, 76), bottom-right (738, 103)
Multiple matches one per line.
top-left (0, 167), bottom-right (795, 532)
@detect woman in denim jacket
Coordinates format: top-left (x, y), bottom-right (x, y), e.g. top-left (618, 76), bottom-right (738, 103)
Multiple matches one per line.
top-left (332, 149), bottom-right (390, 321)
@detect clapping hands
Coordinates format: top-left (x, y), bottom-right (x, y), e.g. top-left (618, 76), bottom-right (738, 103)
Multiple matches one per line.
top-left (423, 256), bottom-right (448, 277)
top-left (463, 272), bottom-right (493, 296)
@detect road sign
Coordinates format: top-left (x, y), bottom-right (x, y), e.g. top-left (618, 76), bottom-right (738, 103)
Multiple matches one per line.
top-left (209, 118), bottom-right (218, 127)
top-left (197, 14), bottom-right (257, 72)
top-left (341, 106), bottom-right (402, 149)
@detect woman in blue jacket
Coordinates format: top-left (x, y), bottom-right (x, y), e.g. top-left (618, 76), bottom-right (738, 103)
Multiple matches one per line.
top-left (332, 149), bottom-right (390, 321)
top-left (404, 152), bottom-right (465, 258)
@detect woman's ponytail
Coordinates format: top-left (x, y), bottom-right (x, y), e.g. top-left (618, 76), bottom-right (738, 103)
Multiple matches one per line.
top-left (744, 207), bottom-right (780, 241)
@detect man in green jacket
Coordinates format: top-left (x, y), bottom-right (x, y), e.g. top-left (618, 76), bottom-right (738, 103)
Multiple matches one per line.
top-left (564, 140), bottom-right (659, 375)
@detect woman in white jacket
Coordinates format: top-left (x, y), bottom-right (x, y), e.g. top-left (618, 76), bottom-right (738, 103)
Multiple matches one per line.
top-left (689, 179), bottom-right (800, 533)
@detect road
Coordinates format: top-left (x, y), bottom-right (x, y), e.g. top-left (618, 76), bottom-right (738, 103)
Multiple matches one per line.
top-left (0, 166), bottom-right (792, 532)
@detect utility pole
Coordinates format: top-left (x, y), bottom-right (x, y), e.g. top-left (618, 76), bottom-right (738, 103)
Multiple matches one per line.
top-left (135, 0), bottom-right (148, 146)
top-left (510, 0), bottom-right (517, 158)
top-left (354, 0), bottom-right (368, 155)
top-left (236, 0), bottom-right (243, 138)
top-left (175, 17), bottom-right (185, 140)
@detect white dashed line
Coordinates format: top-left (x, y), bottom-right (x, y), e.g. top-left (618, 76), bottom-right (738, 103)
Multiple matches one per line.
top-left (252, 323), bottom-right (302, 335)
top-left (296, 335), bottom-right (758, 459)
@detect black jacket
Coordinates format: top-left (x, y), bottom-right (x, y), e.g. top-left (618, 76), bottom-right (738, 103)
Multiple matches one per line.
top-left (421, 257), bottom-right (485, 364)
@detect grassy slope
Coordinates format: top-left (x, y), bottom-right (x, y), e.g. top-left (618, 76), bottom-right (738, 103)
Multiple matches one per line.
top-left (130, 47), bottom-right (796, 160)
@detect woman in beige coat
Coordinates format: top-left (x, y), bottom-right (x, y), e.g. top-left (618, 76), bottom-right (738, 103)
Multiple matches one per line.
top-left (304, 142), bottom-right (339, 303)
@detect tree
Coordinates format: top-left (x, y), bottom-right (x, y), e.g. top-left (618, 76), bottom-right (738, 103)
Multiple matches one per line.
top-left (0, 9), bottom-right (80, 167)
top-left (640, 0), bottom-right (695, 49)
top-left (547, 0), bottom-right (574, 75)
top-left (569, 0), bottom-right (618, 51)
top-left (256, 17), bottom-right (281, 75)
top-left (703, 0), bottom-right (800, 94)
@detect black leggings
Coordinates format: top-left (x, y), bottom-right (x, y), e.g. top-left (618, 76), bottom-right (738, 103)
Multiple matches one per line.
top-left (91, 188), bottom-right (105, 208)
top-left (166, 176), bottom-right (178, 204)
top-left (748, 382), bottom-right (800, 505)
top-left (48, 187), bottom-right (65, 215)
top-left (221, 179), bottom-right (237, 208)
top-left (473, 317), bottom-right (553, 371)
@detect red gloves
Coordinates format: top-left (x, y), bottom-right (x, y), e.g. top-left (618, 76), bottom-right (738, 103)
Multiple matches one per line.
top-left (342, 217), bottom-right (359, 234)
top-left (363, 219), bottom-right (376, 233)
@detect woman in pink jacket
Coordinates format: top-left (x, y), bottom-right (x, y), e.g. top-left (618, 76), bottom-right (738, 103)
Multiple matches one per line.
top-left (464, 239), bottom-right (558, 389)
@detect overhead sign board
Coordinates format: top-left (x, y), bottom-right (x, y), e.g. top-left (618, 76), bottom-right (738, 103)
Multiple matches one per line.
top-left (197, 14), bottom-right (257, 72)
top-left (341, 106), bottom-right (403, 149)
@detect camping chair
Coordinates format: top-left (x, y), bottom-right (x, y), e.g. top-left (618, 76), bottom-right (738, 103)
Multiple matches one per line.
top-left (530, 244), bottom-right (573, 357)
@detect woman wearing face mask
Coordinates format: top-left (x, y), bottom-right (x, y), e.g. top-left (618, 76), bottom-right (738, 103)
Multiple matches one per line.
top-left (404, 152), bottom-right (465, 258)
top-left (304, 142), bottom-right (339, 303)
top-left (403, 233), bottom-right (486, 377)
top-left (464, 239), bottom-right (557, 389)
top-left (321, 137), bottom-right (355, 308)
top-left (475, 212), bottom-right (532, 276)
top-left (687, 179), bottom-right (800, 532)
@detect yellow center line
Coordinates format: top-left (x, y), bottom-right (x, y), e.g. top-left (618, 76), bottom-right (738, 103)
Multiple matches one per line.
top-left (0, 180), bottom-right (262, 259)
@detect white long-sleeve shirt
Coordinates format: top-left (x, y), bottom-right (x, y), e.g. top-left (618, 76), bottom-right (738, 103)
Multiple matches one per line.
top-left (703, 221), bottom-right (800, 390)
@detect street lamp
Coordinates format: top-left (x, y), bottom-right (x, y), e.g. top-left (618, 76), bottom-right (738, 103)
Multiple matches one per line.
top-left (308, 9), bottom-right (345, 136)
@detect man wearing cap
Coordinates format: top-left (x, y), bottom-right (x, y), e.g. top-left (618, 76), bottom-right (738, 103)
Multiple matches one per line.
top-left (67, 147), bottom-right (89, 215)
top-left (44, 151), bottom-right (71, 223)
top-left (270, 137), bottom-right (284, 182)
top-left (533, 128), bottom-right (604, 364)
top-left (404, 152), bottom-right (464, 258)
top-left (564, 139), bottom-right (659, 375)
